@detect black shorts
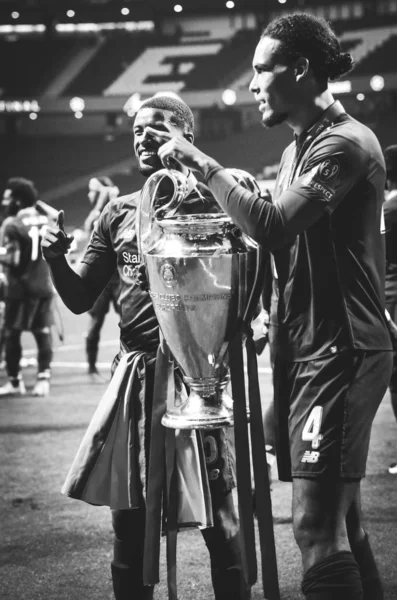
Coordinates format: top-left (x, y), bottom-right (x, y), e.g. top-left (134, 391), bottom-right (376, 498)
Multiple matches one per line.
top-left (274, 350), bottom-right (392, 482)
top-left (5, 296), bottom-right (54, 331)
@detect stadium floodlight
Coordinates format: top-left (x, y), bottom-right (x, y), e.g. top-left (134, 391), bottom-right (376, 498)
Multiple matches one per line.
top-left (222, 89), bottom-right (237, 106)
top-left (226, 1), bottom-right (235, 8)
top-left (329, 80), bottom-right (352, 94)
top-left (11, 11), bottom-right (19, 19)
top-left (174, 4), bottom-right (183, 13)
top-left (356, 93), bottom-right (365, 101)
top-left (123, 92), bottom-right (143, 117)
top-left (70, 97), bottom-right (85, 112)
top-left (370, 75), bottom-right (385, 92)
top-left (278, 0), bottom-right (287, 4)
top-left (29, 113), bottom-right (38, 121)
top-left (121, 7), bottom-right (130, 16)
top-left (74, 111), bottom-right (83, 119)
top-left (66, 10), bottom-right (75, 18)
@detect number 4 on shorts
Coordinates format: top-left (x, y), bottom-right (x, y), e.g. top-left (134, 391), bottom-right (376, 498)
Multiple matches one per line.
top-left (302, 406), bottom-right (323, 450)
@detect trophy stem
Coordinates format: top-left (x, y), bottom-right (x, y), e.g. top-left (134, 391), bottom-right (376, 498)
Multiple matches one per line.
top-left (161, 380), bottom-right (234, 430)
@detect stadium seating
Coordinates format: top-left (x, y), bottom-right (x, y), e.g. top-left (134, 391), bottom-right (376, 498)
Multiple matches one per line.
top-left (0, 36), bottom-right (91, 97)
top-left (63, 32), bottom-right (154, 97)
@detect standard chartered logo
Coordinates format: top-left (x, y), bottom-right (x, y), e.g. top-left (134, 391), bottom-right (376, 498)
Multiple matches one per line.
top-left (122, 251), bottom-right (141, 278)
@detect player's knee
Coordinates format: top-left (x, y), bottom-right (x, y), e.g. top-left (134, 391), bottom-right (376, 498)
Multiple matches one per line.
top-left (293, 503), bottom-right (333, 550)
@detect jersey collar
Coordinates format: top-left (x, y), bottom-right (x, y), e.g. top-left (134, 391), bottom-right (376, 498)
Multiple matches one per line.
top-left (295, 100), bottom-right (346, 148)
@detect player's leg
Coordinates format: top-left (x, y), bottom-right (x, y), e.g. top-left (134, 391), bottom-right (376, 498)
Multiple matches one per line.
top-left (200, 428), bottom-right (250, 600)
top-left (0, 298), bottom-right (25, 394)
top-left (0, 327), bottom-right (25, 395)
top-left (346, 486), bottom-right (384, 600)
top-left (111, 508), bottom-right (154, 600)
top-left (31, 326), bottom-right (53, 396)
top-left (288, 351), bottom-right (391, 599)
top-left (294, 477), bottom-right (363, 599)
top-left (85, 291), bottom-right (110, 375)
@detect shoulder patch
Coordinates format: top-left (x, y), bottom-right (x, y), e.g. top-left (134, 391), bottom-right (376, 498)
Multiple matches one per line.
top-left (318, 157), bottom-right (340, 183)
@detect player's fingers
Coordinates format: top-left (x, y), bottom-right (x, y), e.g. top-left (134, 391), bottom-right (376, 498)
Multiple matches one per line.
top-left (144, 126), bottom-right (172, 144)
top-left (57, 210), bottom-right (65, 232)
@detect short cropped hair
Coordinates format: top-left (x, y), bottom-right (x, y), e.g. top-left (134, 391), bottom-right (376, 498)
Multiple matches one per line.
top-left (262, 13), bottom-right (354, 82)
top-left (138, 95), bottom-right (194, 134)
top-left (385, 145), bottom-right (397, 182)
top-left (6, 177), bottom-right (38, 208)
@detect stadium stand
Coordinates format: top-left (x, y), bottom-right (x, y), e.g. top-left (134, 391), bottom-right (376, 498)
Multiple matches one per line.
top-left (0, 36), bottom-right (94, 97)
top-left (63, 31), bottom-right (154, 97)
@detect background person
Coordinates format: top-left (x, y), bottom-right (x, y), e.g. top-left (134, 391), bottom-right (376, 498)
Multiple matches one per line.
top-left (78, 176), bottom-right (121, 380)
top-left (0, 177), bottom-right (55, 397)
top-left (382, 144), bottom-right (397, 475)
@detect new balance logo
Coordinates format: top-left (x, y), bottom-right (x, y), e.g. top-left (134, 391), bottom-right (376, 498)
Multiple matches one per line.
top-left (301, 451), bottom-right (320, 463)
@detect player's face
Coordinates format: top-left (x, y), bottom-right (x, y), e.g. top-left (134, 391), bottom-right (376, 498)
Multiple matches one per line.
top-left (133, 108), bottom-right (185, 177)
top-left (249, 36), bottom-right (298, 128)
top-left (1, 188), bottom-right (19, 216)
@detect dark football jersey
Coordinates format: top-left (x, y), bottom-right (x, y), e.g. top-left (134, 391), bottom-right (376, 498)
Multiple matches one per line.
top-left (206, 101), bottom-right (392, 360)
top-left (81, 181), bottom-right (220, 353)
top-left (2, 207), bottom-right (53, 298)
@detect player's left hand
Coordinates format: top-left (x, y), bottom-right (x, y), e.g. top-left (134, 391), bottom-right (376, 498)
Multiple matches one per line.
top-left (143, 127), bottom-right (211, 173)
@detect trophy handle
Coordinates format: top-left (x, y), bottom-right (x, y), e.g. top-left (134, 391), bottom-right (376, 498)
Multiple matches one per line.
top-left (137, 168), bottom-right (189, 256)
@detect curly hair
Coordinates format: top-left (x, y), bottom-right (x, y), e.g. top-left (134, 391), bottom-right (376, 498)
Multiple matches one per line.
top-left (138, 95), bottom-right (194, 134)
top-left (262, 13), bottom-right (354, 82)
top-left (6, 177), bottom-right (38, 208)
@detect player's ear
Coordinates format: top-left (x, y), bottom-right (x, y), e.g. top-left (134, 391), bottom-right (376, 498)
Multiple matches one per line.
top-left (294, 57), bottom-right (309, 81)
top-left (184, 131), bottom-right (194, 144)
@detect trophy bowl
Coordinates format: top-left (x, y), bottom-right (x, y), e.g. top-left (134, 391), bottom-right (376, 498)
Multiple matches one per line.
top-left (139, 169), bottom-right (263, 429)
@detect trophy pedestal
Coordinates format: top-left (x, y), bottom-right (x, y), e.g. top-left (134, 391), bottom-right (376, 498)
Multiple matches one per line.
top-left (162, 386), bottom-right (234, 430)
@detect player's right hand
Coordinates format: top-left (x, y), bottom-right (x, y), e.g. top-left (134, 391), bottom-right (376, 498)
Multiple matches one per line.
top-left (41, 210), bottom-right (74, 261)
top-left (137, 263), bottom-right (149, 291)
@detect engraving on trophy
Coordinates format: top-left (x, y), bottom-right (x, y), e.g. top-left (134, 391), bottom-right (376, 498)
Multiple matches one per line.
top-left (160, 262), bottom-right (177, 288)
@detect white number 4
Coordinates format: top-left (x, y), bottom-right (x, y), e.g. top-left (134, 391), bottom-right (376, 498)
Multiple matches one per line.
top-left (302, 406), bottom-right (323, 450)
top-left (29, 225), bottom-right (47, 261)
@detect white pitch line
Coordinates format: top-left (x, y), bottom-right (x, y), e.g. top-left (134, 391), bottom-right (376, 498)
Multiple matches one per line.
top-left (23, 339), bottom-right (119, 355)
top-left (49, 361), bottom-right (272, 374)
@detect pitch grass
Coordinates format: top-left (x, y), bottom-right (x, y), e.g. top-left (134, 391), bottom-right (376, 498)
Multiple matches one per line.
top-left (0, 313), bottom-right (397, 599)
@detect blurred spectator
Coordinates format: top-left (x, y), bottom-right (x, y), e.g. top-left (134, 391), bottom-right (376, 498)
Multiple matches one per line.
top-left (0, 177), bottom-right (55, 396)
top-left (383, 144), bottom-right (397, 474)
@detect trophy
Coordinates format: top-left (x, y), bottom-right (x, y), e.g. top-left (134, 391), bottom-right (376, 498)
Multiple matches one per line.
top-left (138, 168), bottom-right (264, 429)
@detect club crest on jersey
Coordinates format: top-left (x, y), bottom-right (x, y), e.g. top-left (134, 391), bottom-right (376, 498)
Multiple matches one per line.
top-left (120, 228), bottom-right (135, 240)
top-left (318, 157), bottom-right (340, 182)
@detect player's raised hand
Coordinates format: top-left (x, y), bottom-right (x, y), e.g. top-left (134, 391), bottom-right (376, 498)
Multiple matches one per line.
top-left (144, 126), bottom-right (211, 173)
top-left (41, 209), bottom-right (74, 261)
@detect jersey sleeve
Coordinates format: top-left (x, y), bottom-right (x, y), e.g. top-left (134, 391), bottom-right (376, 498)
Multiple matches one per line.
top-left (289, 133), bottom-right (368, 214)
top-left (205, 133), bottom-right (369, 250)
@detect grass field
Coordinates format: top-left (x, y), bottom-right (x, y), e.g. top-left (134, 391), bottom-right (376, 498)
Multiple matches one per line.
top-left (1, 302), bottom-right (397, 600)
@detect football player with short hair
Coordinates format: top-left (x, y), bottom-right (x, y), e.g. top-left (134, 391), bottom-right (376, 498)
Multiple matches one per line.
top-left (152, 13), bottom-right (392, 600)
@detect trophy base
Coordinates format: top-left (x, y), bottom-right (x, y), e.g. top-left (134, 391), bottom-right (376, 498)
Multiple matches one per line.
top-left (162, 389), bottom-right (234, 430)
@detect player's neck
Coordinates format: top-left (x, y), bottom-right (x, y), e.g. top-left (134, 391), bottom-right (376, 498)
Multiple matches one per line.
top-left (287, 90), bottom-right (335, 136)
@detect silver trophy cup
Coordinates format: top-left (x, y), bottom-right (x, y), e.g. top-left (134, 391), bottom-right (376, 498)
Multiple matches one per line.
top-left (139, 168), bottom-right (263, 429)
